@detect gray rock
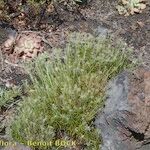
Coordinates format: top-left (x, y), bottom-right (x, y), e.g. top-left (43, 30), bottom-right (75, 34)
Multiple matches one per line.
top-left (94, 25), bottom-right (109, 37)
top-left (95, 69), bottom-right (150, 150)
top-left (0, 25), bottom-right (17, 45)
top-left (95, 72), bottom-right (133, 150)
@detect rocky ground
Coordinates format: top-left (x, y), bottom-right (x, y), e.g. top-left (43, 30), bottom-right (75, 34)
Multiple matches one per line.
top-left (0, 0), bottom-right (150, 149)
top-left (0, 0), bottom-right (149, 85)
top-left (95, 67), bottom-right (150, 150)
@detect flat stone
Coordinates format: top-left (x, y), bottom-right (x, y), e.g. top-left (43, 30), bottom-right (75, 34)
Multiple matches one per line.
top-left (95, 67), bottom-right (150, 150)
top-left (94, 25), bottom-right (109, 37)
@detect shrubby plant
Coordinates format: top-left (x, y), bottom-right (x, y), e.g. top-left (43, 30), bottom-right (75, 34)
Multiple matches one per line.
top-left (10, 33), bottom-right (132, 150)
top-left (0, 87), bottom-right (21, 109)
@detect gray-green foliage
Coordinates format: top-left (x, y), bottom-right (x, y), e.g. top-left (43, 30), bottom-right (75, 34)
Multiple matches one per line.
top-left (0, 87), bottom-right (20, 109)
top-left (10, 33), bottom-right (132, 150)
